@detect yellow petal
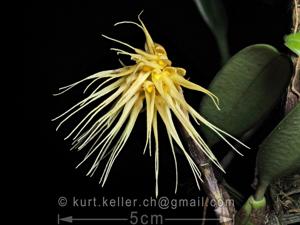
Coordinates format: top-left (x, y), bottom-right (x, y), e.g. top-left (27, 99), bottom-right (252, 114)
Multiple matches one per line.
top-left (143, 81), bottom-right (155, 155)
top-left (138, 11), bottom-right (156, 54)
top-left (155, 95), bottom-right (207, 189)
top-left (99, 95), bottom-right (144, 185)
top-left (152, 109), bottom-right (159, 197)
top-left (171, 74), bottom-right (220, 110)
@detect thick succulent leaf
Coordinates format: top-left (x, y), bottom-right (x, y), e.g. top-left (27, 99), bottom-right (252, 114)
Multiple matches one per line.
top-left (193, 0), bottom-right (230, 64)
top-left (284, 32), bottom-right (300, 56)
top-left (199, 44), bottom-right (292, 146)
top-left (256, 103), bottom-right (300, 186)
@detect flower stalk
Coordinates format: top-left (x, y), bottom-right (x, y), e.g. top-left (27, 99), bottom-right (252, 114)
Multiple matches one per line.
top-left (179, 123), bottom-right (234, 225)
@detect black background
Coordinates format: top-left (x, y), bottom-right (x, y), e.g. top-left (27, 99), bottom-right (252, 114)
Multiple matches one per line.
top-left (24, 0), bottom-right (290, 224)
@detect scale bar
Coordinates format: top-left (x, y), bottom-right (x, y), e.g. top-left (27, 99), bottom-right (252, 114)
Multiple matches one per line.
top-left (58, 214), bottom-right (231, 224)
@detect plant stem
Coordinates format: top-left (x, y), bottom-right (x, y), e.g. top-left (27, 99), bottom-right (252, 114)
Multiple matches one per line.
top-left (179, 124), bottom-right (234, 225)
top-left (285, 0), bottom-right (300, 114)
top-left (254, 182), bottom-right (268, 201)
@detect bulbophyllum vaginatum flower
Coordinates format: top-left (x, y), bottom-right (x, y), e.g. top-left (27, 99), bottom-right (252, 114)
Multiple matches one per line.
top-left (53, 14), bottom-right (249, 196)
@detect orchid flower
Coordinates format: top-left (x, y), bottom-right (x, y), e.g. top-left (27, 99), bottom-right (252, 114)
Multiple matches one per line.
top-left (53, 14), bottom-right (249, 196)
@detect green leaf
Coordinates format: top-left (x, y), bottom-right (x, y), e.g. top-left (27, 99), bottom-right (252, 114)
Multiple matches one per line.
top-left (284, 32), bottom-right (300, 56)
top-left (199, 44), bottom-right (292, 146)
top-left (193, 0), bottom-right (230, 64)
top-left (256, 103), bottom-right (300, 187)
